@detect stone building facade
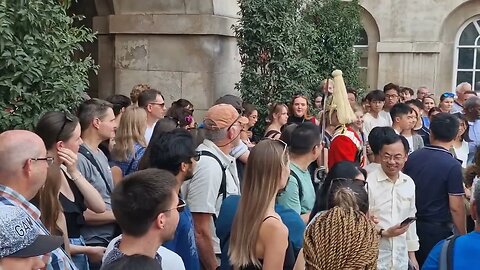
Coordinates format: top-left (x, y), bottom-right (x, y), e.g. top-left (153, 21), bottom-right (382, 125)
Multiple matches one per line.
top-left (89, 0), bottom-right (480, 115)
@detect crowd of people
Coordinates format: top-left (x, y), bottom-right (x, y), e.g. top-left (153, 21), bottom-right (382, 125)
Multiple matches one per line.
top-left (1, 77), bottom-right (480, 270)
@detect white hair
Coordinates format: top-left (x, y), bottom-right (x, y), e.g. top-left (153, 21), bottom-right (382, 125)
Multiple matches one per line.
top-left (456, 82), bottom-right (472, 93)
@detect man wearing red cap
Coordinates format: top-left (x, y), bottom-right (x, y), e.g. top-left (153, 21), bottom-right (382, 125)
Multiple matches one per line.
top-left (182, 104), bottom-right (248, 270)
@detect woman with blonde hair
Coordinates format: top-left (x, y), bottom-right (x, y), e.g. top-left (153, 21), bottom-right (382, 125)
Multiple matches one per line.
top-left (264, 103), bottom-right (289, 139)
top-left (111, 106), bottom-right (147, 183)
top-left (35, 111), bottom-right (107, 270)
top-left (229, 139), bottom-right (295, 269)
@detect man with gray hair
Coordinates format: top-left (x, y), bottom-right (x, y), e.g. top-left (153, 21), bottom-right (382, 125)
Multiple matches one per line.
top-left (182, 104), bottom-right (247, 270)
top-left (451, 82), bottom-right (473, 114)
top-left (422, 179), bottom-right (480, 269)
top-left (465, 96), bottom-right (480, 164)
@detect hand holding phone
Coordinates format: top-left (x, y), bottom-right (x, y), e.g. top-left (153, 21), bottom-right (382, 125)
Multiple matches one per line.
top-left (400, 217), bottom-right (417, 227)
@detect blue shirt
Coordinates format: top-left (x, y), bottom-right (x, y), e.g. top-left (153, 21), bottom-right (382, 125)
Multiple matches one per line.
top-left (468, 119), bottom-right (480, 164)
top-left (110, 143), bottom-right (145, 176)
top-left (404, 146), bottom-right (464, 223)
top-left (163, 199), bottom-right (200, 270)
top-left (215, 195), bottom-right (305, 270)
top-left (422, 231), bottom-right (480, 270)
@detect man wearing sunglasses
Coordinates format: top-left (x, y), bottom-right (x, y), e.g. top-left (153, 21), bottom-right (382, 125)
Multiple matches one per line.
top-left (138, 89), bottom-right (166, 144)
top-left (367, 133), bottom-right (419, 270)
top-left (0, 130), bottom-right (76, 270)
top-left (103, 169), bottom-right (184, 269)
top-left (148, 129), bottom-right (201, 270)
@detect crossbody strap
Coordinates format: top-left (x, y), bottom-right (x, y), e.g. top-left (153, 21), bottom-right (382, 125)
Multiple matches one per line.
top-left (78, 145), bottom-right (112, 194)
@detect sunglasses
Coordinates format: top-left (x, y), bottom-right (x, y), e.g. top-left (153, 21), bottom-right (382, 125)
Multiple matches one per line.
top-left (160, 198), bottom-right (186, 214)
top-left (441, 92), bottom-right (455, 98)
top-left (56, 112), bottom-right (74, 142)
top-left (192, 151), bottom-right (201, 162)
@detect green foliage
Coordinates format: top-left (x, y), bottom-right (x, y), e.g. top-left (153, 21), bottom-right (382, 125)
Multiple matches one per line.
top-left (0, 0), bottom-right (96, 131)
top-left (235, 0), bottom-right (361, 131)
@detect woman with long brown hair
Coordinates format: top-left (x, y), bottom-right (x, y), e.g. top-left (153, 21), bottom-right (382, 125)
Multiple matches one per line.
top-left (35, 111), bottom-right (107, 270)
top-left (264, 103), bottom-right (289, 140)
top-left (287, 94), bottom-right (319, 125)
top-left (229, 139), bottom-right (294, 269)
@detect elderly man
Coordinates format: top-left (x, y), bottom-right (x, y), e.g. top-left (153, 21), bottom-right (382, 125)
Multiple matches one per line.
top-left (182, 104), bottom-right (248, 270)
top-left (451, 82), bottom-right (473, 114)
top-left (416, 87), bottom-right (430, 101)
top-left (0, 130), bottom-right (76, 270)
top-left (465, 96), bottom-right (480, 164)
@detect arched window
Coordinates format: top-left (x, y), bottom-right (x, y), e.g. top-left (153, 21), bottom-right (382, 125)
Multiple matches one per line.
top-left (354, 28), bottom-right (368, 88)
top-left (454, 17), bottom-right (480, 91)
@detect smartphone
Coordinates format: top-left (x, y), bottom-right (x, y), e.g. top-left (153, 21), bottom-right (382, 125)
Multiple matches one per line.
top-left (400, 217), bottom-right (417, 227)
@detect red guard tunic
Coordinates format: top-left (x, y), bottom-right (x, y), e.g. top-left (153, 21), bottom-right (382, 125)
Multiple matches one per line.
top-left (328, 125), bottom-right (364, 169)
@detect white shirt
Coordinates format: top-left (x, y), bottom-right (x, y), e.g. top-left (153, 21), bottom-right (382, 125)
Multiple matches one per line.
top-left (453, 141), bottom-right (469, 168)
top-left (363, 162), bottom-right (381, 174)
top-left (404, 135), bottom-right (414, 155)
top-left (367, 168), bottom-right (419, 270)
top-left (363, 110), bottom-right (392, 137)
top-left (103, 235), bottom-right (186, 270)
top-left (181, 139), bottom-right (241, 253)
top-left (144, 122), bottom-right (157, 145)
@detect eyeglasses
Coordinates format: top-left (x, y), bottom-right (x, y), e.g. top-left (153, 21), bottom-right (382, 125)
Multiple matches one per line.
top-left (56, 112), bottom-right (74, 142)
top-left (192, 151), bottom-right (201, 162)
top-left (227, 115), bottom-right (243, 131)
top-left (381, 154), bottom-right (405, 162)
top-left (441, 92), bottom-right (455, 98)
top-left (150, 102), bottom-right (165, 108)
top-left (385, 94), bottom-right (399, 99)
top-left (30, 157), bottom-right (55, 166)
top-left (265, 137), bottom-right (288, 157)
top-left (160, 198), bottom-right (186, 214)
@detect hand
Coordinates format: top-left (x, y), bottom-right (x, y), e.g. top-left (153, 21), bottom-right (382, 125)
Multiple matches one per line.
top-left (57, 147), bottom-right (78, 174)
top-left (86, 246), bottom-right (106, 263)
top-left (408, 252), bottom-right (419, 270)
top-left (368, 213), bottom-right (379, 224)
top-left (383, 223), bottom-right (410, 238)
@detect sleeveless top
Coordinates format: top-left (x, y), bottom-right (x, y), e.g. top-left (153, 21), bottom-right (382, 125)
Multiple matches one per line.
top-left (59, 170), bottom-right (87, 238)
top-left (239, 216), bottom-right (295, 270)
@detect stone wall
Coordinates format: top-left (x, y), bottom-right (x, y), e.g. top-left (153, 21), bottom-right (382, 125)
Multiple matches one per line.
top-left (92, 0), bottom-right (480, 110)
top-left (93, 0), bottom-right (241, 118)
top-left (360, 0), bottom-right (480, 93)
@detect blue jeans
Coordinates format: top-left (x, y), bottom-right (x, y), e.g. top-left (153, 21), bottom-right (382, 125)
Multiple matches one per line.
top-left (69, 237), bottom-right (90, 270)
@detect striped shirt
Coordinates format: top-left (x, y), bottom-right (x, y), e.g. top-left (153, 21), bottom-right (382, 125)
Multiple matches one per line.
top-left (0, 184), bottom-right (77, 270)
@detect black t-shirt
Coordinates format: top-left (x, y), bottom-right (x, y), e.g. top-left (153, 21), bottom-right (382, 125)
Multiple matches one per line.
top-left (59, 171), bottom-right (86, 238)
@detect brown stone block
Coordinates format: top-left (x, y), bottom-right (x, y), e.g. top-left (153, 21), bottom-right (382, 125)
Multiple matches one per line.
top-left (148, 71), bottom-right (182, 107)
top-left (148, 36), bottom-right (215, 72)
top-left (186, 0), bottom-right (214, 14)
top-left (113, 0), bottom-right (186, 15)
top-left (115, 36), bottom-right (149, 70)
top-left (181, 72), bottom-right (213, 110)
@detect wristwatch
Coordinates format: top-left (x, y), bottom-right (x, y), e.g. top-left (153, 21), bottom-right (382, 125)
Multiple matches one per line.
top-left (378, 229), bottom-right (384, 237)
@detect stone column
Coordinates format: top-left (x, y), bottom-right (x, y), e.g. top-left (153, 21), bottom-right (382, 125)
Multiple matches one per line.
top-left (93, 0), bottom-right (242, 117)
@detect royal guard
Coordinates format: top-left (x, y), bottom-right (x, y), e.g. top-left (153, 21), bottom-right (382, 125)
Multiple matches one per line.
top-left (327, 70), bottom-right (364, 169)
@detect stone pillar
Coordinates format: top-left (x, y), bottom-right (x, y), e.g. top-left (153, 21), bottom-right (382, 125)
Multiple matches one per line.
top-left (93, 0), bottom-right (242, 117)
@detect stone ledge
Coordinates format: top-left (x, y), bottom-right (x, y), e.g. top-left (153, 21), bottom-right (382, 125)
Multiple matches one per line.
top-left (107, 14), bottom-right (237, 36)
top-left (377, 42), bottom-right (441, 53)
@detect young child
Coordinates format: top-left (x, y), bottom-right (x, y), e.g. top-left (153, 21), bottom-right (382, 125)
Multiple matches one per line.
top-left (363, 90), bottom-right (392, 136)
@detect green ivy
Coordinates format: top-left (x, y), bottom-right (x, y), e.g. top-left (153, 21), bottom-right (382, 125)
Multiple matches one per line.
top-left (235, 0), bottom-right (361, 131)
top-left (0, 0), bottom-right (96, 131)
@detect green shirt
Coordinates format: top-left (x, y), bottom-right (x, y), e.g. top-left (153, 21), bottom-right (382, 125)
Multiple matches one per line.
top-left (277, 162), bottom-right (316, 214)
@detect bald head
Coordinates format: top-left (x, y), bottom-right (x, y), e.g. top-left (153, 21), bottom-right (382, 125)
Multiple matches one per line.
top-left (0, 130), bottom-right (45, 178)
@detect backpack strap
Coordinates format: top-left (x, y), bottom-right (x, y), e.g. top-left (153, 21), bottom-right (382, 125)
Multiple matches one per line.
top-left (199, 150), bottom-right (227, 200)
top-left (290, 170), bottom-right (303, 203)
top-left (78, 145), bottom-right (112, 194)
top-left (264, 130), bottom-right (281, 139)
top-left (439, 235), bottom-right (460, 270)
